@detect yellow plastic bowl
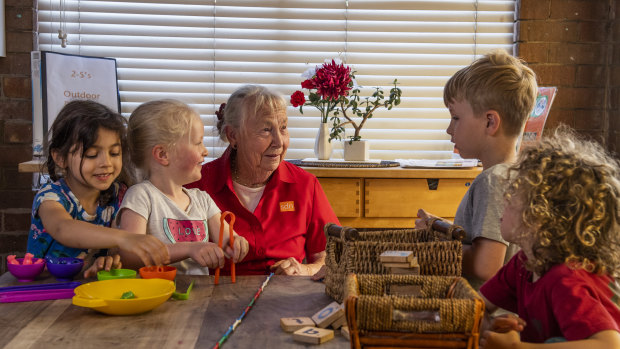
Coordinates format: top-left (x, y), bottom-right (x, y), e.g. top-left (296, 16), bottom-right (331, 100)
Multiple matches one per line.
top-left (72, 279), bottom-right (175, 315)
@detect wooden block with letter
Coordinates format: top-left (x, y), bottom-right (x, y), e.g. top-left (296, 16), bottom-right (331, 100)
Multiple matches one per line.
top-left (382, 257), bottom-right (418, 269)
top-left (390, 266), bottom-right (421, 275)
top-left (280, 317), bottom-right (315, 332)
top-left (311, 302), bottom-right (344, 328)
top-left (341, 325), bottom-right (350, 341)
top-left (330, 314), bottom-right (347, 329)
top-left (379, 250), bottom-right (414, 263)
top-left (292, 326), bottom-right (334, 344)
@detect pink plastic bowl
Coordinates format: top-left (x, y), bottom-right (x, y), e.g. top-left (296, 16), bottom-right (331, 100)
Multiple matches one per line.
top-left (7, 258), bottom-right (46, 282)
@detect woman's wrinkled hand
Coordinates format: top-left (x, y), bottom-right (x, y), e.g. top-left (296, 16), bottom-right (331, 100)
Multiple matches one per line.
top-left (270, 257), bottom-right (308, 275)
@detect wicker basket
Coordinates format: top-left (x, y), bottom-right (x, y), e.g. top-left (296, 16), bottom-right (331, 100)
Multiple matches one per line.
top-left (345, 274), bottom-right (484, 349)
top-left (324, 222), bottom-right (463, 303)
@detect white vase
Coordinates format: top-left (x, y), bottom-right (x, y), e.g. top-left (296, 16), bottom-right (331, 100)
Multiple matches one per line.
top-left (344, 139), bottom-right (370, 161)
top-left (314, 122), bottom-right (332, 160)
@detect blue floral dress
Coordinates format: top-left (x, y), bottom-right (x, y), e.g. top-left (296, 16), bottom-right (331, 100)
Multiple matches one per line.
top-left (27, 178), bottom-right (125, 259)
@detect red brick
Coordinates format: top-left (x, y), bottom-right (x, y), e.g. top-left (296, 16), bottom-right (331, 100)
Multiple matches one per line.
top-left (530, 64), bottom-right (576, 86)
top-left (518, 0), bottom-right (551, 20)
top-left (518, 20), bottom-right (579, 42)
top-left (4, 120), bottom-right (32, 144)
top-left (0, 167), bottom-right (36, 190)
top-left (3, 208), bottom-right (31, 232)
top-left (0, 100), bottom-right (31, 120)
top-left (575, 65), bottom-right (606, 87)
top-left (5, 32), bottom-right (33, 53)
top-left (578, 21), bottom-right (609, 43)
top-left (548, 43), bottom-right (606, 64)
top-left (6, 7), bottom-right (34, 30)
top-left (2, 76), bottom-right (30, 98)
top-left (0, 190), bottom-right (34, 209)
top-left (611, 87), bottom-right (620, 110)
top-left (545, 109), bottom-right (575, 129)
top-left (5, 0), bottom-right (34, 6)
top-left (613, 21), bottom-right (620, 41)
top-left (550, 0), bottom-right (609, 21)
top-left (553, 87), bottom-right (605, 109)
top-left (0, 53), bottom-right (31, 75)
top-left (0, 232), bottom-right (28, 253)
top-left (573, 109), bottom-right (604, 130)
top-left (0, 145), bottom-right (32, 166)
top-left (517, 42), bottom-right (549, 63)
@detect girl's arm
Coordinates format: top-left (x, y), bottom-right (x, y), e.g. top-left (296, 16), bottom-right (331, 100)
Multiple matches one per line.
top-left (39, 201), bottom-right (169, 266)
top-left (118, 208), bottom-right (228, 269)
top-left (481, 330), bottom-right (620, 349)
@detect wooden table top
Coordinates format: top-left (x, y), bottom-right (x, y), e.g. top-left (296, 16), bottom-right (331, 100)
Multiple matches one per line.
top-left (0, 273), bottom-right (350, 348)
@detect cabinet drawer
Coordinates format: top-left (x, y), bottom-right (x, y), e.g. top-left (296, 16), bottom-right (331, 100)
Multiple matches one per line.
top-left (317, 178), bottom-right (361, 217)
top-left (365, 178), bottom-right (471, 218)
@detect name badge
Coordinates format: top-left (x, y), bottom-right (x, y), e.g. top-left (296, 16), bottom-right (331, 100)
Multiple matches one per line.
top-left (280, 201), bottom-right (295, 212)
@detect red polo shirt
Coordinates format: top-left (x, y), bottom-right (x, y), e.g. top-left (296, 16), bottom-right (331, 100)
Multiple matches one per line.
top-left (186, 148), bottom-right (339, 275)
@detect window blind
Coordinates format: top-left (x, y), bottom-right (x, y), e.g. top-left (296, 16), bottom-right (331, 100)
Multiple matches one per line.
top-left (37, 0), bottom-right (515, 160)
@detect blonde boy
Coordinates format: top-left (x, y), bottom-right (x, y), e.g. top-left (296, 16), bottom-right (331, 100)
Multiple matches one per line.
top-left (416, 50), bottom-right (538, 289)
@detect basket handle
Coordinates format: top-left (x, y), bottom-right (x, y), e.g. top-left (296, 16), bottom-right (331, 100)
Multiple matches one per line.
top-left (429, 218), bottom-right (466, 241)
top-left (324, 223), bottom-right (360, 241)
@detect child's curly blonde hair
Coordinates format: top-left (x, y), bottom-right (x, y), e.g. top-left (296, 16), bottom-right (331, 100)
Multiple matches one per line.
top-left (506, 125), bottom-right (620, 278)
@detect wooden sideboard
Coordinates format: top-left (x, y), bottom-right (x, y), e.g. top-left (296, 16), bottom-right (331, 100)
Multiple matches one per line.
top-left (19, 159), bottom-right (482, 229)
top-left (301, 166), bottom-right (482, 229)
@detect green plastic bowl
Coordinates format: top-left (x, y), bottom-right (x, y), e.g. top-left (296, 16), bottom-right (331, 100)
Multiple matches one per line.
top-left (97, 269), bottom-right (137, 281)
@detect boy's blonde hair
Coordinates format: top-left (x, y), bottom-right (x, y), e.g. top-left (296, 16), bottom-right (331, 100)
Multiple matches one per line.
top-left (443, 49), bottom-right (538, 138)
top-left (506, 125), bottom-right (620, 278)
top-left (128, 99), bottom-right (200, 178)
top-left (216, 85), bottom-right (286, 142)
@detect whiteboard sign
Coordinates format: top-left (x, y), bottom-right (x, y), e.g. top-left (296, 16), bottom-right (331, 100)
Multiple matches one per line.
top-left (41, 51), bottom-right (120, 134)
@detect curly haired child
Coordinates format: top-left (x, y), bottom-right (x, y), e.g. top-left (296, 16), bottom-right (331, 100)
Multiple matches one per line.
top-left (480, 126), bottom-right (620, 348)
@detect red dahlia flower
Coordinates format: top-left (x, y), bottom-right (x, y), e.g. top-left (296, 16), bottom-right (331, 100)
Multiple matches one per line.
top-left (314, 59), bottom-right (352, 100)
top-left (290, 90), bottom-right (306, 107)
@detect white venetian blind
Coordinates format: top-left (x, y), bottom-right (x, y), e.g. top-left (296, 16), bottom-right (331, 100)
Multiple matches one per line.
top-left (37, 0), bottom-right (515, 160)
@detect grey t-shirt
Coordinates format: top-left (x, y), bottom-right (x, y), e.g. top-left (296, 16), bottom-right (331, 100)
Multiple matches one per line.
top-left (120, 180), bottom-right (221, 275)
top-left (454, 163), bottom-right (519, 289)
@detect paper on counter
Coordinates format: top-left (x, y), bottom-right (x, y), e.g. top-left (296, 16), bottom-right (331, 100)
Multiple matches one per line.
top-left (397, 159), bottom-right (479, 168)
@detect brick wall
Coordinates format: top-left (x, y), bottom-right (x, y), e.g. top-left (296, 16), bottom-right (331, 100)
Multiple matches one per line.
top-left (0, 0), bottom-right (36, 274)
top-left (0, 1), bottom-right (618, 275)
top-left (517, 0), bottom-right (619, 150)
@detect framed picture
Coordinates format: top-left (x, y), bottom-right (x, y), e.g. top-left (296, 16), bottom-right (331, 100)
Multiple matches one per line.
top-left (32, 51), bottom-right (120, 155)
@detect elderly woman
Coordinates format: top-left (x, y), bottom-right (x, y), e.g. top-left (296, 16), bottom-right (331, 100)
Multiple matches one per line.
top-left (186, 85), bottom-right (339, 276)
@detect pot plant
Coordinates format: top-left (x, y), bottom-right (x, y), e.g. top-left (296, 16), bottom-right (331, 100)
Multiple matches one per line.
top-left (291, 59), bottom-right (402, 161)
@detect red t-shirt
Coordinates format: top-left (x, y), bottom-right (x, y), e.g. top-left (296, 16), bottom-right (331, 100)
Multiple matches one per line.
top-left (186, 148), bottom-right (339, 275)
top-left (481, 251), bottom-right (620, 342)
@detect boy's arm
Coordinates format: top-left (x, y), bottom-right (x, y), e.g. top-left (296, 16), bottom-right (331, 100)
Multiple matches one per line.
top-left (463, 237), bottom-right (507, 282)
top-left (481, 330), bottom-right (620, 349)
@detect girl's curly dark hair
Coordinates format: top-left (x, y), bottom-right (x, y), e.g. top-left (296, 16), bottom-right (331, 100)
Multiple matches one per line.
top-left (506, 125), bottom-right (620, 278)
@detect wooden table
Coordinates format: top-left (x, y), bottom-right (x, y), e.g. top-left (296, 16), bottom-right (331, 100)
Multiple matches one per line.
top-left (0, 273), bottom-right (350, 348)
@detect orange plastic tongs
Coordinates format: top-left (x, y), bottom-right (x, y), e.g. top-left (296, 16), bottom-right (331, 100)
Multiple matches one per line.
top-left (214, 211), bottom-right (236, 285)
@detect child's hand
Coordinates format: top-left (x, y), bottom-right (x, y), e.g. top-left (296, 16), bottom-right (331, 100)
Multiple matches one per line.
top-left (83, 255), bottom-right (122, 278)
top-left (223, 236), bottom-right (249, 263)
top-left (188, 242), bottom-right (225, 269)
top-left (489, 314), bottom-right (526, 333)
top-left (118, 233), bottom-right (170, 267)
top-left (414, 209), bottom-right (439, 229)
top-left (480, 329), bottom-right (521, 349)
